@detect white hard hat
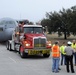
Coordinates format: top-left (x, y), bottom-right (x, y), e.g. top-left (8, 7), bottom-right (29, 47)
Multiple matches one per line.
top-left (67, 41), bottom-right (72, 44)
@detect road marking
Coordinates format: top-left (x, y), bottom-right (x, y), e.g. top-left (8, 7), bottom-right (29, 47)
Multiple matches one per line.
top-left (9, 57), bottom-right (17, 63)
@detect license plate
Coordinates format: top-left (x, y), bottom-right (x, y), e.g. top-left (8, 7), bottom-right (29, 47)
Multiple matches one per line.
top-left (42, 50), bottom-right (50, 54)
top-left (28, 50), bottom-right (50, 55)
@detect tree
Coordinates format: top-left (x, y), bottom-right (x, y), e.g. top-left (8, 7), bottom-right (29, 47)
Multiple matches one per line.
top-left (41, 5), bottom-right (76, 39)
top-left (41, 19), bottom-right (51, 33)
top-left (29, 22), bottom-right (34, 25)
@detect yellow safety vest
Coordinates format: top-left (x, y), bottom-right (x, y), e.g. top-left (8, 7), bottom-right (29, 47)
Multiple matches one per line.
top-left (71, 43), bottom-right (76, 52)
top-left (60, 46), bottom-right (66, 55)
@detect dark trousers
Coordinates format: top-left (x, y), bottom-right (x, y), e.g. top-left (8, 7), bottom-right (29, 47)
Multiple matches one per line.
top-left (61, 54), bottom-right (66, 65)
top-left (74, 52), bottom-right (76, 65)
top-left (65, 55), bottom-right (74, 72)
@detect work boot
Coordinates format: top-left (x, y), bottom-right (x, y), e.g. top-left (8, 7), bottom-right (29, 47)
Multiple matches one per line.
top-left (58, 68), bottom-right (61, 70)
top-left (71, 71), bottom-right (75, 73)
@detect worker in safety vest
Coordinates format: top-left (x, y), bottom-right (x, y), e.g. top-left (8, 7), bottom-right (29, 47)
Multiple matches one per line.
top-left (60, 42), bottom-right (66, 65)
top-left (52, 41), bottom-right (60, 73)
top-left (71, 40), bottom-right (76, 66)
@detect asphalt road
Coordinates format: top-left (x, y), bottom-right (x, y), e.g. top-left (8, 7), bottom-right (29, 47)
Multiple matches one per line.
top-left (0, 43), bottom-right (76, 75)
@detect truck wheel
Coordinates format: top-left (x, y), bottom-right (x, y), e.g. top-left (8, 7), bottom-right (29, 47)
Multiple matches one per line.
top-left (43, 54), bottom-right (50, 58)
top-left (9, 44), bottom-right (12, 51)
top-left (6, 41), bottom-right (9, 50)
top-left (19, 46), bottom-right (25, 58)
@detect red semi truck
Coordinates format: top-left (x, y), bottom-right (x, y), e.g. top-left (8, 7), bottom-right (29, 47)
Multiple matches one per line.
top-left (6, 24), bottom-right (51, 58)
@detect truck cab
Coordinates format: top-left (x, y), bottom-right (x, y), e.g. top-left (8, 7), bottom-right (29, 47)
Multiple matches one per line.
top-left (6, 25), bottom-right (51, 58)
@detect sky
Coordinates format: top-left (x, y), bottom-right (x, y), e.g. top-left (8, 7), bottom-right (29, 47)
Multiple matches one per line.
top-left (0, 0), bottom-right (76, 23)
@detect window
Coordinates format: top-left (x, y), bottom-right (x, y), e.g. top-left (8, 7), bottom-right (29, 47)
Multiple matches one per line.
top-left (24, 27), bottom-right (43, 34)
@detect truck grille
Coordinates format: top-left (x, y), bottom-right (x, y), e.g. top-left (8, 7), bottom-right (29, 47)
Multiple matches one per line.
top-left (34, 38), bottom-right (46, 48)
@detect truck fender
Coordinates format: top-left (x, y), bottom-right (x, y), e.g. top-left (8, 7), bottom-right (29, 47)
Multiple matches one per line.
top-left (19, 45), bottom-right (24, 52)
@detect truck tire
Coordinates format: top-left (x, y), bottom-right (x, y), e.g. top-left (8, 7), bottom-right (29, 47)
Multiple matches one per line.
top-left (43, 54), bottom-right (50, 58)
top-left (19, 46), bottom-right (25, 58)
top-left (9, 44), bottom-right (12, 51)
top-left (6, 41), bottom-right (9, 50)
top-left (6, 41), bottom-right (12, 51)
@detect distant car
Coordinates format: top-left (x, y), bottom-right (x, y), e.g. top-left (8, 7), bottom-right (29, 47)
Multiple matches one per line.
top-left (0, 17), bottom-right (18, 42)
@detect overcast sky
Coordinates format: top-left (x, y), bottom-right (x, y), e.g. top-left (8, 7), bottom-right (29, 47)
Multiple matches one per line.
top-left (0, 0), bottom-right (76, 23)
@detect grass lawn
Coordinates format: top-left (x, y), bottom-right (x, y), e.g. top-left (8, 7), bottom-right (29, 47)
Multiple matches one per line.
top-left (47, 33), bottom-right (76, 46)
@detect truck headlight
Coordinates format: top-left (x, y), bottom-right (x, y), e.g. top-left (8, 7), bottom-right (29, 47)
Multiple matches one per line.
top-left (47, 41), bottom-right (52, 48)
top-left (48, 43), bottom-right (51, 46)
top-left (25, 43), bottom-right (30, 47)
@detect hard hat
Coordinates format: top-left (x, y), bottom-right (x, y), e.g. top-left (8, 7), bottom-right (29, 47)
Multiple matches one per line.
top-left (67, 41), bottom-right (72, 44)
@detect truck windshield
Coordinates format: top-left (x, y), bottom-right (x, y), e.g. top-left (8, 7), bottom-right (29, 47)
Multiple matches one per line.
top-left (24, 27), bottom-right (43, 34)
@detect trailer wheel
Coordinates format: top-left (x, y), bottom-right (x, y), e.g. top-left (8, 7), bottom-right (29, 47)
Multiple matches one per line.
top-left (19, 46), bottom-right (25, 58)
top-left (43, 54), bottom-right (50, 58)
